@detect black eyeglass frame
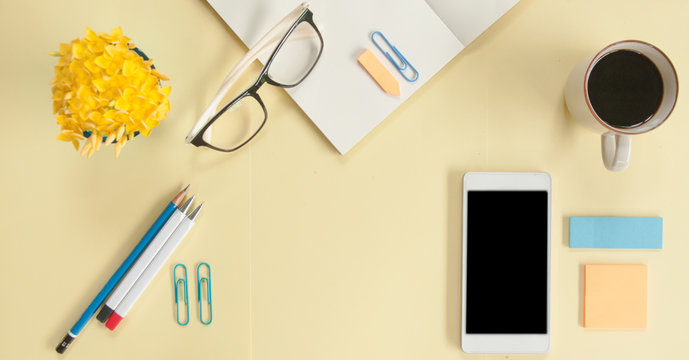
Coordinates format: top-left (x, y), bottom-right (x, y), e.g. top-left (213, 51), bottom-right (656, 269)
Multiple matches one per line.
top-left (190, 8), bottom-right (323, 152)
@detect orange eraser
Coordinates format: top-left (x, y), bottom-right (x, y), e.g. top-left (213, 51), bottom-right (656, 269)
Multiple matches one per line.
top-left (357, 49), bottom-right (400, 97)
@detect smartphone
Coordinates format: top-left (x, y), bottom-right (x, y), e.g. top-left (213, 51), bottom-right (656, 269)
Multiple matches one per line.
top-left (461, 172), bottom-right (551, 354)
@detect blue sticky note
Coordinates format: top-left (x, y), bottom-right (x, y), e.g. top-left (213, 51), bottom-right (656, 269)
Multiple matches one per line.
top-left (569, 217), bottom-right (663, 249)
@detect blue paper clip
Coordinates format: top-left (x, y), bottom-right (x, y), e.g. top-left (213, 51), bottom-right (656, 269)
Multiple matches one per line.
top-left (371, 31), bottom-right (419, 82)
top-left (197, 263), bottom-right (213, 325)
top-left (173, 264), bottom-right (189, 326)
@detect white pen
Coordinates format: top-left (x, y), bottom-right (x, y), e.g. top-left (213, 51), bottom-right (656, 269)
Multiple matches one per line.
top-left (105, 202), bottom-right (204, 330)
top-left (96, 196), bottom-right (195, 323)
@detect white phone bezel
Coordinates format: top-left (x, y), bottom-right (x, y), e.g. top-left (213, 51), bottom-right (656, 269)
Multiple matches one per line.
top-left (461, 172), bottom-right (551, 354)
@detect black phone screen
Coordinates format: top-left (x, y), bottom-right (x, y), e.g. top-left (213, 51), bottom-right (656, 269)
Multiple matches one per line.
top-left (466, 191), bottom-right (548, 334)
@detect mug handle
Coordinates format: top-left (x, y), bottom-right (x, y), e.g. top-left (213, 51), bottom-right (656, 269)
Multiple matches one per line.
top-left (601, 132), bottom-right (632, 171)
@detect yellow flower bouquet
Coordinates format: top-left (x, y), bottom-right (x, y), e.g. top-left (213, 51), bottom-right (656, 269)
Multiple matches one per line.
top-left (50, 27), bottom-right (171, 158)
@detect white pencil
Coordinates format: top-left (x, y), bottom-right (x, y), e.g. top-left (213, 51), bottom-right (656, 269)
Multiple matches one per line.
top-left (105, 202), bottom-right (204, 330)
top-left (96, 196), bottom-right (194, 323)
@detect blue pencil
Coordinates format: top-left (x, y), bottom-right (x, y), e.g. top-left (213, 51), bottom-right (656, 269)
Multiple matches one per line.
top-left (55, 185), bottom-right (189, 354)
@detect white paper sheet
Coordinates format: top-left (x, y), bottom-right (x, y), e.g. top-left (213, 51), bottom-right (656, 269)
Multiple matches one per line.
top-left (424, 0), bottom-right (520, 46)
top-left (206, 0), bottom-right (518, 154)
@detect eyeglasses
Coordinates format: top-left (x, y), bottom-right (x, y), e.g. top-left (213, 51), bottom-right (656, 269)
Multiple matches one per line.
top-left (186, 3), bottom-right (323, 152)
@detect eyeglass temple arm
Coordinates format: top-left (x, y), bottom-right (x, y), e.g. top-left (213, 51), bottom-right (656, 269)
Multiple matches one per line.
top-left (186, 4), bottom-right (312, 143)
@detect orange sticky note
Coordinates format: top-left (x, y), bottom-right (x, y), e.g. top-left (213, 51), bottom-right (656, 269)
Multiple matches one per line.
top-left (357, 49), bottom-right (400, 96)
top-left (584, 264), bottom-right (647, 329)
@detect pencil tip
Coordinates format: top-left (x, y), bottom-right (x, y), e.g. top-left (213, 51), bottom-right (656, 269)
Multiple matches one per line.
top-left (172, 185), bottom-right (189, 206)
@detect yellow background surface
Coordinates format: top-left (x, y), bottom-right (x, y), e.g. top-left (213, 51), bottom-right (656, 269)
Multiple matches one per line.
top-left (1, 0), bottom-right (688, 359)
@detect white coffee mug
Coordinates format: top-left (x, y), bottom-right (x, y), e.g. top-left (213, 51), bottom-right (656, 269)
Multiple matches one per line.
top-left (564, 40), bottom-right (678, 171)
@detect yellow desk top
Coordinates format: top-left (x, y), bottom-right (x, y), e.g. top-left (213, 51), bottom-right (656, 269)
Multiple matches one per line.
top-left (1, 0), bottom-right (688, 359)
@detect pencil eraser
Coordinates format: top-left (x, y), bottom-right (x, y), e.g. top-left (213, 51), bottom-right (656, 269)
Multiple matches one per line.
top-left (569, 217), bottom-right (662, 249)
top-left (105, 312), bottom-right (123, 330)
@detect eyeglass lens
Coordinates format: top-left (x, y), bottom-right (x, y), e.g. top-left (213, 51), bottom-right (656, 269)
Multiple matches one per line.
top-left (204, 19), bottom-right (322, 151)
top-left (267, 21), bottom-right (322, 86)
top-left (207, 95), bottom-right (265, 151)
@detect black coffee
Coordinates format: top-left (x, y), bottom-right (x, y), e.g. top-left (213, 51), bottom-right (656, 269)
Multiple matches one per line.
top-left (587, 49), bottom-right (664, 128)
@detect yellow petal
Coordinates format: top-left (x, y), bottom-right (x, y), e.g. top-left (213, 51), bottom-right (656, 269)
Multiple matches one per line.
top-left (87, 38), bottom-right (105, 53)
top-left (104, 133), bottom-right (116, 145)
top-left (132, 68), bottom-right (148, 87)
top-left (104, 44), bottom-right (117, 58)
top-left (122, 87), bottom-right (135, 99)
top-left (115, 41), bottom-right (129, 53)
top-left (94, 55), bottom-right (109, 68)
top-left (93, 78), bottom-right (107, 93)
top-left (159, 86), bottom-right (171, 97)
top-left (98, 31), bottom-right (112, 41)
top-left (111, 27), bottom-right (123, 38)
top-left (87, 111), bottom-right (100, 121)
top-left (72, 139), bottom-right (80, 151)
top-left (80, 141), bottom-right (91, 156)
top-left (116, 126), bottom-right (125, 141)
top-left (116, 113), bottom-right (131, 126)
top-left (142, 76), bottom-right (158, 92)
top-left (83, 59), bottom-right (100, 74)
top-left (151, 69), bottom-right (170, 81)
top-left (76, 85), bottom-right (89, 101)
top-left (139, 127), bottom-right (152, 138)
top-left (115, 97), bottom-right (129, 111)
top-left (159, 99), bottom-right (170, 112)
top-left (115, 141), bottom-right (123, 158)
top-left (72, 42), bottom-right (88, 59)
top-left (57, 132), bottom-right (74, 142)
top-left (68, 60), bottom-right (79, 73)
top-left (122, 60), bottom-right (137, 77)
top-left (144, 119), bottom-right (160, 131)
top-left (51, 90), bottom-right (64, 101)
top-left (85, 28), bottom-right (98, 41)
top-left (106, 62), bottom-right (119, 76)
top-left (104, 110), bottom-right (117, 120)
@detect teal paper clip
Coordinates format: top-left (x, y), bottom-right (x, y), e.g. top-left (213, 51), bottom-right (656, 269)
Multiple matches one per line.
top-left (371, 31), bottom-right (419, 82)
top-left (173, 264), bottom-right (189, 326)
top-left (197, 263), bottom-right (213, 325)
